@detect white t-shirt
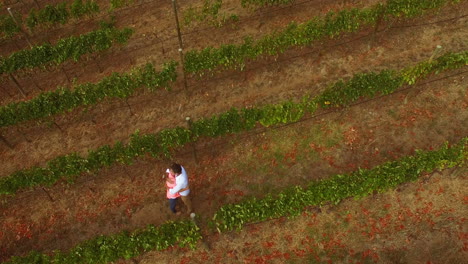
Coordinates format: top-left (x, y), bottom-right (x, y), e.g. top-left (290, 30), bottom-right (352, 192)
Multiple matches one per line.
top-left (169, 166), bottom-right (190, 196)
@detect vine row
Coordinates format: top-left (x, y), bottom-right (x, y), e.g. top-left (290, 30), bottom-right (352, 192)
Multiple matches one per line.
top-left (184, 0), bottom-right (463, 76)
top-left (0, 51), bottom-right (466, 195)
top-left (182, 0), bottom-right (299, 28)
top-left (241, 0), bottom-right (295, 8)
top-left (0, 0), bottom-right (100, 39)
top-left (0, 61), bottom-right (178, 128)
top-left (0, 21), bottom-right (133, 75)
top-left (0, 12), bottom-right (21, 38)
top-left (26, 0), bottom-right (100, 30)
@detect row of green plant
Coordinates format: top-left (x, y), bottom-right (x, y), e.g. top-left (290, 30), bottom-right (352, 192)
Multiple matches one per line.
top-left (0, 61), bottom-right (177, 127)
top-left (0, 0), bottom-right (99, 38)
top-left (0, 51), bottom-right (466, 195)
top-left (241, 0), bottom-right (294, 8)
top-left (4, 220), bottom-right (201, 264)
top-left (26, 0), bottom-right (100, 29)
top-left (183, 0), bottom-right (238, 28)
top-left (182, 0), bottom-right (297, 28)
top-left (184, 0), bottom-right (463, 76)
top-left (211, 137), bottom-right (468, 231)
top-left (0, 21), bottom-right (133, 75)
top-left (109, 0), bottom-right (134, 10)
top-left (5, 136), bottom-right (466, 264)
top-left (0, 12), bottom-right (21, 38)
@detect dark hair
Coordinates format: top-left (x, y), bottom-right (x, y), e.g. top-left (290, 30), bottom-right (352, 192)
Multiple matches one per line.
top-left (170, 163), bottom-right (182, 174)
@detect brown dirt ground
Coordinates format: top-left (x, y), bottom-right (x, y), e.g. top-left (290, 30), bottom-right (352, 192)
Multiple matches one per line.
top-left (0, 0), bottom-right (467, 262)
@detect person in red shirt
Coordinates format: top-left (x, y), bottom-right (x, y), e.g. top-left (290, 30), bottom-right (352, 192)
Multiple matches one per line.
top-left (165, 168), bottom-right (181, 214)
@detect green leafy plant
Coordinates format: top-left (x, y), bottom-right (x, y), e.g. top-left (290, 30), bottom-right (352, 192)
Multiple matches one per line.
top-left (0, 14), bottom-right (21, 38)
top-left (241, 0), bottom-right (295, 8)
top-left (109, 0), bottom-right (134, 10)
top-left (27, 3), bottom-right (70, 29)
top-left (400, 51), bottom-right (468, 85)
top-left (0, 61), bottom-right (177, 128)
top-left (183, 0), bottom-right (238, 28)
top-left (70, 0), bottom-right (100, 18)
top-left (26, 1), bottom-right (99, 30)
top-left (0, 24), bottom-right (133, 75)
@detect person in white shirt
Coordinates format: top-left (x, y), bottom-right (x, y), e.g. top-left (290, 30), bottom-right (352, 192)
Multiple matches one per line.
top-left (167, 163), bottom-right (193, 215)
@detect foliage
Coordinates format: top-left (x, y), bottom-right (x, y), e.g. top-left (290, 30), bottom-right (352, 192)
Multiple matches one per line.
top-left (0, 61), bottom-right (178, 127)
top-left (26, 3), bottom-right (69, 29)
top-left (211, 137), bottom-right (468, 231)
top-left (4, 220), bottom-right (201, 264)
top-left (241, 0), bottom-right (295, 8)
top-left (26, 0), bottom-right (99, 29)
top-left (109, 0), bottom-right (134, 10)
top-left (183, 0), bottom-right (238, 28)
top-left (70, 0), bottom-right (100, 19)
top-left (184, 0), bottom-right (222, 22)
top-left (0, 13), bottom-right (21, 38)
top-left (184, 0), bottom-right (462, 76)
top-left (317, 70), bottom-right (402, 108)
top-left (0, 51), bottom-right (465, 195)
top-left (400, 50), bottom-right (468, 85)
top-left (1, 0), bottom-right (99, 39)
top-left (0, 24), bottom-right (133, 75)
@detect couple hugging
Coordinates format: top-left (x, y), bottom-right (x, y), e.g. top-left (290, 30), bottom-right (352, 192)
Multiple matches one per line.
top-left (165, 163), bottom-right (193, 216)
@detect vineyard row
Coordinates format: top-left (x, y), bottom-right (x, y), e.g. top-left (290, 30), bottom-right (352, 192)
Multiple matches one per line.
top-left (0, 20), bottom-right (133, 75)
top-left (0, 61), bottom-right (177, 127)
